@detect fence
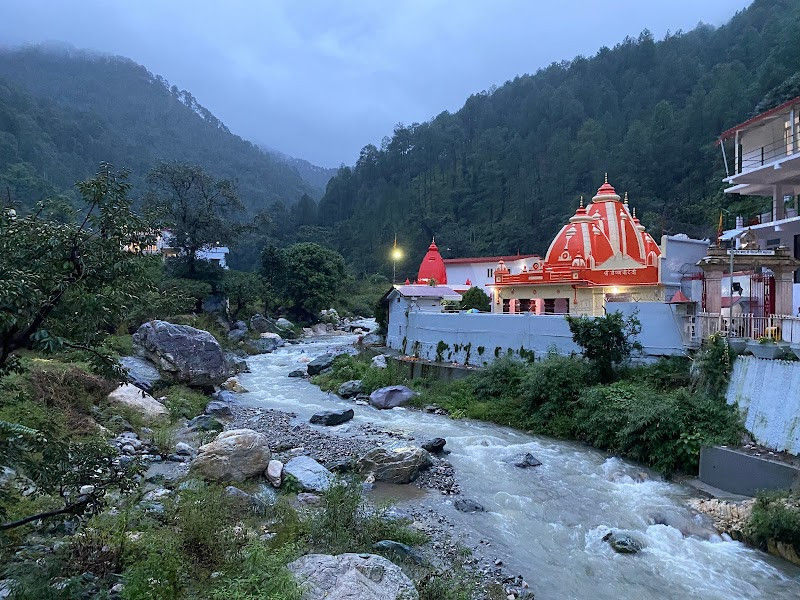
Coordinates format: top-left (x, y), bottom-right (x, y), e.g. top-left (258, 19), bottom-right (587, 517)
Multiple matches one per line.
top-left (686, 313), bottom-right (800, 344)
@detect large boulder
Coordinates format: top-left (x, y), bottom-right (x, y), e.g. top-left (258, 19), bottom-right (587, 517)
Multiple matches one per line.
top-left (288, 553), bottom-right (418, 600)
top-left (603, 531), bottom-right (643, 554)
top-left (107, 384), bottom-right (168, 420)
top-left (119, 356), bottom-right (162, 391)
top-left (371, 354), bottom-right (388, 369)
top-left (283, 456), bottom-right (333, 492)
top-left (368, 386), bottom-right (416, 410)
top-left (276, 317), bottom-right (294, 330)
top-left (361, 332), bottom-right (385, 346)
top-left (249, 314), bottom-right (274, 334)
top-left (247, 335), bottom-right (284, 354)
top-left (191, 429), bottom-right (271, 482)
top-left (357, 445), bottom-right (432, 484)
top-left (337, 380), bottom-right (363, 398)
top-left (310, 409), bottom-right (354, 426)
top-left (307, 354), bottom-right (335, 376)
top-left (224, 352), bottom-right (249, 374)
top-left (133, 320), bottom-right (234, 387)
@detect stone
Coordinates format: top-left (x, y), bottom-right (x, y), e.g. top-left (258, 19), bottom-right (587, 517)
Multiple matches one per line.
top-left (288, 368), bottom-right (307, 378)
top-left (371, 354), bottom-right (388, 369)
top-left (454, 498), bottom-right (485, 513)
top-left (296, 492), bottom-right (323, 506)
top-left (119, 356), bottom-right (162, 391)
top-left (338, 380), bottom-right (363, 398)
top-left (204, 401), bottom-right (232, 418)
top-left (266, 459), bottom-right (283, 488)
top-left (249, 314), bottom-right (273, 333)
top-left (248, 336), bottom-right (283, 354)
top-left (603, 531), bottom-right (643, 554)
top-left (307, 353), bottom-right (335, 375)
top-left (421, 438), bottom-right (446, 453)
top-left (288, 553), bottom-right (418, 600)
top-left (228, 328), bottom-right (247, 342)
top-left (373, 540), bottom-right (425, 564)
top-left (283, 456), bottom-right (334, 492)
top-left (511, 452), bottom-right (542, 468)
top-left (311, 323), bottom-right (329, 335)
top-left (368, 386), bottom-right (417, 410)
top-left (361, 332), bottom-right (385, 346)
top-left (224, 486), bottom-right (266, 511)
top-left (79, 485), bottom-right (95, 496)
top-left (225, 352), bottom-right (249, 374)
top-left (234, 320), bottom-right (248, 331)
top-left (187, 414), bottom-right (224, 432)
top-left (253, 483), bottom-right (279, 506)
top-left (357, 445), bottom-right (432, 484)
top-left (310, 409), bottom-right (355, 426)
top-left (175, 442), bottom-right (195, 456)
top-left (133, 320), bottom-right (235, 387)
top-left (328, 458), bottom-right (354, 473)
top-left (276, 317), bottom-right (294, 330)
top-left (107, 384), bottom-right (168, 420)
top-left (192, 429), bottom-right (271, 482)
top-left (221, 377), bottom-right (248, 393)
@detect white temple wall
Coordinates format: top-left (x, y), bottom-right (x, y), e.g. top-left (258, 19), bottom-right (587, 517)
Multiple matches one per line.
top-left (386, 301), bottom-right (687, 365)
top-left (727, 356), bottom-right (800, 454)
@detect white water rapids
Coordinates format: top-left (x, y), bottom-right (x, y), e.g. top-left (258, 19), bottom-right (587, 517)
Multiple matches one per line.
top-left (236, 331), bottom-right (800, 600)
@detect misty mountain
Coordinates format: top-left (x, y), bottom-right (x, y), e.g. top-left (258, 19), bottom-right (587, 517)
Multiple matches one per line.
top-left (261, 146), bottom-right (338, 199)
top-left (317, 0), bottom-right (800, 276)
top-left (0, 44), bottom-right (314, 213)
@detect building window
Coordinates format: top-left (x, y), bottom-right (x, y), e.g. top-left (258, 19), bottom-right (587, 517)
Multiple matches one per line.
top-left (543, 298), bottom-right (569, 314)
top-left (766, 238), bottom-right (781, 248)
top-left (487, 268), bottom-right (493, 278)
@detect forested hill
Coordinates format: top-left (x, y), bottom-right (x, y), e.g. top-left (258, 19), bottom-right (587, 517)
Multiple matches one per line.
top-left (318, 0), bottom-right (800, 275)
top-left (0, 45), bottom-right (317, 213)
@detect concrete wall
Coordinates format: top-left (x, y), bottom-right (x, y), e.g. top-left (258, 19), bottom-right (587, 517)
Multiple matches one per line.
top-left (727, 356), bottom-right (800, 454)
top-left (387, 301), bottom-right (688, 365)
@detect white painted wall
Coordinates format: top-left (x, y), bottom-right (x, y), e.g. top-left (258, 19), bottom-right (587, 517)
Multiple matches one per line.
top-left (727, 356), bottom-right (800, 454)
top-left (387, 301), bottom-right (688, 365)
top-left (445, 257), bottom-right (535, 290)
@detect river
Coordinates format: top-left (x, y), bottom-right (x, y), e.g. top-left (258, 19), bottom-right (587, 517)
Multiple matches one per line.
top-left (236, 330), bottom-right (800, 600)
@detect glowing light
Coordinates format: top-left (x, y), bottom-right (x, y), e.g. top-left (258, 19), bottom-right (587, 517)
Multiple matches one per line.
top-left (391, 246), bottom-right (403, 261)
top-left (611, 286), bottom-right (620, 295)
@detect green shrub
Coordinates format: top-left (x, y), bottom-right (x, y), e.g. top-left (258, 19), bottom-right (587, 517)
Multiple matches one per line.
top-left (566, 311), bottom-right (641, 382)
top-left (122, 533), bottom-right (187, 600)
top-left (472, 357), bottom-right (525, 400)
top-left (209, 542), bottom-right (301, 600)
top-left (162, 385), bottom-right (209, 420)
top-left (746, 491), bottom-right (800, 551)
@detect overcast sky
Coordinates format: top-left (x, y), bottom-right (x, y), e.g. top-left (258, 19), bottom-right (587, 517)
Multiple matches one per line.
top-left (1, 1), bottom-right (750, 167)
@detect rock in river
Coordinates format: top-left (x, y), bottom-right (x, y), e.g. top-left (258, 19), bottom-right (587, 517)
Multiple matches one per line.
top-left (310, 409), bottom-right (354, 426)
top-left (337, 379), bottom-right (363, 398)
top-left (421, 438), bottom-right (446, 453)
top-left (511, 452), bottom-right (542, 468)
top-left (133, 320), bottom-right (234, 387)
top-left (191, 429), bottom-right (271, 482)
top-left (307, 353), bottom-right (335, 376)
top-left (357, 445), bottom-right (432, 483)
top-left (288, 368), bottom-right (307, 378)
top-left (288, 553), bottom-right (418, 600)
top-left (283, 456), bottom-right (334, 492)
top-left (603, 531), bottom-right (643, 554)
top-left (454, 498), bottom-right (485, 513)
top-left (368, 385), bottom-right (417, 410)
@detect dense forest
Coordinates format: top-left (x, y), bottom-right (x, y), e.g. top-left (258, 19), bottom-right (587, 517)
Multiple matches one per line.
top-left (317, 0), bottom-right (800, 276)
top-left (0, 45), bottom-right (326, 214)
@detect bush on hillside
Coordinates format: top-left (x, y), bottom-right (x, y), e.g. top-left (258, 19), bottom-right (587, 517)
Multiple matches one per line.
top-left (746, 491), bottom-right (800, 552)
top-left (566, 311), bottom-right (641, 382)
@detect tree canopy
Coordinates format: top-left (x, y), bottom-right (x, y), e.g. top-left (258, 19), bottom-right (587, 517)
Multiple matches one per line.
top-left (280, 242), bottom-right (346, 319)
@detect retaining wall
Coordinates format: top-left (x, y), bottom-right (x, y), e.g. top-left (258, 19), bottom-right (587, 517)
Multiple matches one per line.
top-left (727, 356), bottom-right (800, 454)
top-left (386, 301), bottom-right (687, 365)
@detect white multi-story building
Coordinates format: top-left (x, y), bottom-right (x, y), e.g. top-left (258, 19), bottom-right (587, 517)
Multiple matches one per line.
top-left (718, 94), bottom-right (800, 308)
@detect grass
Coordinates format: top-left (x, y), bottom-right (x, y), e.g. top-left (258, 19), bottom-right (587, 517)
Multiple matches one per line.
top-left (745, 491), bottom-right (800, 551)
top-left (161, 385), bottom-right (210, 421)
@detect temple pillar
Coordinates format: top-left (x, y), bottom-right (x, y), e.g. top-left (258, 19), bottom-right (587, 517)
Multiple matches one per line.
top-left (773, 185), bottom-right (786, 221)
top-left (774, 269), bottom-right (794, 316)
top-left (704, 267), bottom-right (723, 314)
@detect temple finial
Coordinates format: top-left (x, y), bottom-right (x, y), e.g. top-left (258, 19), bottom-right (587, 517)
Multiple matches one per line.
top-left (624, 191), bottom-right (629, 205)
top-left (579, 195), bottom-right (584, 208)
top-left (632, 207), bottom-right (637, 218)
top-left (604, 172), bottom-right (608, 184)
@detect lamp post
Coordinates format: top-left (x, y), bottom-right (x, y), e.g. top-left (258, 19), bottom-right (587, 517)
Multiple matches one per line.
top-left (391, 234), bottom-right (403, 284)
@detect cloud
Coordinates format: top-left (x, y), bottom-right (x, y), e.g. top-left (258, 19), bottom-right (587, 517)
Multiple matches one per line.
top-left (0, 0), bottom-right (750, 167)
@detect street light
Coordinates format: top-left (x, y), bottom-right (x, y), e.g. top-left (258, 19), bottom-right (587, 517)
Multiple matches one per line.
top-left (391, 234), bottom-right (403, 283)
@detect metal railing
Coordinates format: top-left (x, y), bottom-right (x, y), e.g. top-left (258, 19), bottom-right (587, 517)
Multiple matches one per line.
top-left (685, 313), bottom-right (800, 344)
top-left (738, 135), bottom-right (797, 173)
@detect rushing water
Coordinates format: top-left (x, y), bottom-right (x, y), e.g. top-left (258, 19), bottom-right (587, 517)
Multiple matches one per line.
top-left (237, 331), bottom-right (800, 600)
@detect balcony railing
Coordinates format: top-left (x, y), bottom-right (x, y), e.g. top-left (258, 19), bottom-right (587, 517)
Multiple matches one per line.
top-left (737, 135), bottom-right (797, 174)
top-left (684, 313), bottom-right (800, 345)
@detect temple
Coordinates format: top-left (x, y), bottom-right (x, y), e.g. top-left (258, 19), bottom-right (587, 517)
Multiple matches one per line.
top-left (404, 177), bottom-right (672, 317)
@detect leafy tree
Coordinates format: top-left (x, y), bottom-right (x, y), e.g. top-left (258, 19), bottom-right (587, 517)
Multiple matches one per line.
top-left (566, 311), bottom-right (642, 382)
top-left (222, 270), bottom-right (265, 319)
top-left (460, 286), bottom-right (491, 311)
top-left (260, 244), bottom-right (288, 311)
top-left (145, 162), bottom-right (243, 275)
top-left (0, 164), bottom-right (151, 372)
top-left (280, 242), bottom-right (345, 320)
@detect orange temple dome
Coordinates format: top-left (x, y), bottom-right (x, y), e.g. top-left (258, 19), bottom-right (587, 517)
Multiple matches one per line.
top-left (417, 239), bottom-right (447, 284)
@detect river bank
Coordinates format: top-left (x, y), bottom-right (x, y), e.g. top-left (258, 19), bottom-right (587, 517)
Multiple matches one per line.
top-left (235, 331), bottom-right (800, 599)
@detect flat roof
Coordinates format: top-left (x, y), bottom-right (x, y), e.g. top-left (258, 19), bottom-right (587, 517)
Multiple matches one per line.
top-left (391, 285), bottom-right (462, 299)
top-left (718, 95), bottom-right (800, 142)
top-left (443, 254), bottom-right (539, 265)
